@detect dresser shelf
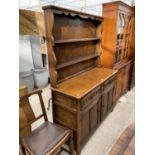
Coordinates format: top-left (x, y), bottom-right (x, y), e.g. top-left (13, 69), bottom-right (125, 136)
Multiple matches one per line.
top-left (56, 53), bottom-right (99, 69)
top-left (54, 37), bottom-right (100, 44)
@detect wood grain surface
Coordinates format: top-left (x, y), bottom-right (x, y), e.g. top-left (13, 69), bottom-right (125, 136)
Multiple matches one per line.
top-left (55, 67), bottom-right (117, 98)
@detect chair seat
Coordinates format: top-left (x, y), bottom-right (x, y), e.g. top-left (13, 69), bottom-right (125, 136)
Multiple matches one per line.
top-left (22, 122), bottom-right (71, 155)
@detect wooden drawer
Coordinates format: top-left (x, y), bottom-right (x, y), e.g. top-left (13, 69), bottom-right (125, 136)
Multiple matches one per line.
top-left (102, 80), bottom-right (115, 94)
top-left (53, 91), bottom-right (77, 109)
top-left (81, 86), bottom-right (101, 110)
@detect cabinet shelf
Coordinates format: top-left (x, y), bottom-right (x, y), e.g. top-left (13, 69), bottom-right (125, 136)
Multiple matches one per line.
top-left (54, 37), bottom-right (100, 44)
top-left (56, 53), bottom-right (99, 69)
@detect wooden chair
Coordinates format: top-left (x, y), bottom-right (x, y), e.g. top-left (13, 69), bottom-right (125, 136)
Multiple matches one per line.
top-left (19, 89), bottom-right (74, 155)
top-left (19, 86), bottom-right (32, 154)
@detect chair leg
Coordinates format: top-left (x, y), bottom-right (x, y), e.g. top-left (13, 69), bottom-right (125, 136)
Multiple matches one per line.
top-left (20, 144), bottom-right (26, 155)
top-left (76, 142), bottom-right (81, 155)
top-left (68, 134), bottom-right (74, 155)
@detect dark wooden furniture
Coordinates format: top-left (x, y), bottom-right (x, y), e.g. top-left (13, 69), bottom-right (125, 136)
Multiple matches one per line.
top-left (102, 1), bottom-right (135, 102)
top-left (19, 89), bottom-right (74, 155)
top-left (128, 6), bottom-right (135, 90)
top-left (19, 85), bottom-right (32, 155)
top-left (109, 124), bottom-right (135, 155)
top-left (43, 5), bottom-right (117, 155)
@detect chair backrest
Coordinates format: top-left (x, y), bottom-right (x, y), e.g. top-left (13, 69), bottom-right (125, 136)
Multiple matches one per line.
top-left (19, 86), bottom-right (32, 139)
top-left (19, 89), bottom-right (48, 138)
top-left (19, 85), bottom-right (28, 98)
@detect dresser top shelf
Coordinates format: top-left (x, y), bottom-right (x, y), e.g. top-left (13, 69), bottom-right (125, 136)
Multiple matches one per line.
top-left (42, 5), bottom-right (103, 21)
top-left (52, 67), bottom-right (117, 99)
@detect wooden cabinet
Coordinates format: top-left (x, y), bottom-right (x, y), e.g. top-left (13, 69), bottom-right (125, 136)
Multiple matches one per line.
top-left (52, 70), bottom-right (116, 154)
top-left (128, 6), bottom-right (135, 90)
top-left (113, 60), bottom-right (132, 102)
top-left (43, 5), bottom-right (117, 155)
top-left (128, 61), bottom-right (135, 90)
top-left (102, 1), bottom-right (135, 102)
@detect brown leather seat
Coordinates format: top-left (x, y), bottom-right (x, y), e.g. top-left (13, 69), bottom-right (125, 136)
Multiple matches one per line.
top-left (22, 122), bottom-right (71, 155)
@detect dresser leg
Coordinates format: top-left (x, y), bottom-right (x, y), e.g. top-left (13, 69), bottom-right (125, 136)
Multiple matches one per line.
top-left (76, 140), bottom-right (81, 155)
top-left (76, 148), bottom-right (81, 155)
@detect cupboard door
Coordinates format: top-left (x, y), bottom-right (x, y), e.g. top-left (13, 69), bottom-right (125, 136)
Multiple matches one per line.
top-left (101, 81), bottom-right (115, 120)
top-left (107, 89), bottom-right (113, 112)
top-left (81, 112), bottom-right (89, 145)
top-left (123, 63), bottom-right (131, 92)
top-left (90, 104), bottom-right (98, 131)
top-left (81, 98), bottom-right (101, 145)
top-left (101, 93), bottom-right (108, 120)
top-left (115, 72), bottom-right (121, 101)
top-left (122, 68), bottom-right (126, 94)
top-left (120, 69), bottom-right (125, 96)
top-left (128, 61), bottom-right (135, 90)
top-left (114, 69), bottom-right (124, 102)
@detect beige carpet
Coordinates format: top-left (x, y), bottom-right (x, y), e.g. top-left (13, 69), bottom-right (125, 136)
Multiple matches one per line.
top-left (29, 85), bottom-right (135, 155)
